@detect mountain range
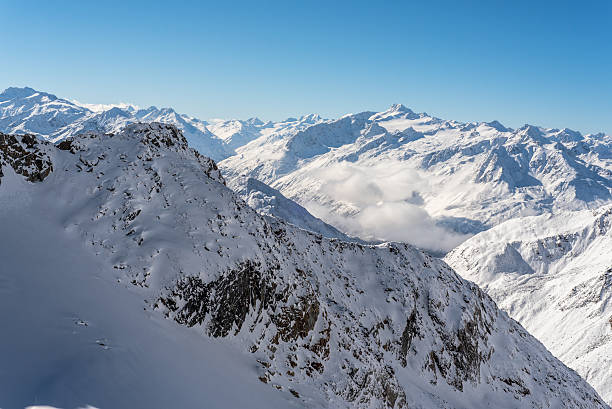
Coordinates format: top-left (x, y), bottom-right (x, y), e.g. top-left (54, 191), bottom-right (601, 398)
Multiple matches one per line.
top-left (0, 123), bottom-right (608, 408)
top-left (220, 103), bottom-right (612, 253)
top-left (5, 87), bottom-right (610, 252)
top-left (1, 86), bottom-right (612, 407)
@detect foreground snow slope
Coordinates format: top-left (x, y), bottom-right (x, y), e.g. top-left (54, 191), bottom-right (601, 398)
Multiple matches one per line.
top-left (0, 125), bottom-right (608, 408)
top-left (0, 175), bottom-right (294, 409)
top-left (220, 105), bottom-right (612, 252)
top-left (445, 207), bottom-right (612, 404)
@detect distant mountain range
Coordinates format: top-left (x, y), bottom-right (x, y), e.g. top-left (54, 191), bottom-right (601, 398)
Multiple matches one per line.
top-left (220, 103), bottom-right (612, 253)
top-left (0, 86), bottom-right (322, 161)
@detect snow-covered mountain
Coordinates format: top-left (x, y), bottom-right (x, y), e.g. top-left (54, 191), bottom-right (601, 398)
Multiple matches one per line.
top-left (0, 86), bottom-right (342, 240)
top-left (0, 87), bottom-right (325, 162)
top-left (0, 87), bottom-right (92, 138)
top-left (0, 86), bottom-right (223, 160)
top-left (0, 86), bottom-right (355, 243)
top-left (219, 104), bottom-right (612, 253)
top-left (1, 124), bottom-right (608, 408)
top-left (445, 206), bottom-right (612, 404)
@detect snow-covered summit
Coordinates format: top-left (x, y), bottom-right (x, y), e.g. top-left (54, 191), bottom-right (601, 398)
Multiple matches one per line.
top-left (484, 120), bottom-right (510, 132)
top-left (0, 86), bottom-right (58, 101)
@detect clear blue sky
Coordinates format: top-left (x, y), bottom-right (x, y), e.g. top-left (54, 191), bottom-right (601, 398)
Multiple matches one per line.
top-left (1, 0), bottom-right (610, 133)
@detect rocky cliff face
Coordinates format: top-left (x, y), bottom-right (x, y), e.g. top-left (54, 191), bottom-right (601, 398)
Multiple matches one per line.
top-left (0, 123), bottom-right (608, 408)
top-left (0, 132), bottom-right (53, 184)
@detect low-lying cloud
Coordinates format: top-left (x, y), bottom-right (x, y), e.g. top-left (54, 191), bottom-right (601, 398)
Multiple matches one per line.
top-left (304, 161), bottom-right (471, 253)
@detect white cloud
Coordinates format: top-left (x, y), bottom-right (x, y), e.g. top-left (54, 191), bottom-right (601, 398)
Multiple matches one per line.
top-left (304, 161), bottom-right (471, 253)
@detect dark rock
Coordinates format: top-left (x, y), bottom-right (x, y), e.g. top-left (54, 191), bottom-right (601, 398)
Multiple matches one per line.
top-left (0, 133), bottom-right (53, 184)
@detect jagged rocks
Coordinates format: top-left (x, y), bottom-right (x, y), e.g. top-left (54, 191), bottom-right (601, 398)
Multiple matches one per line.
top-left (159, 261), bottom-right (278, 337)
top-left (158, 260), bottom-right (321, 344)
top-left (0, 133), bottom-right (53, 184)
top-left (399, 310), bottom-right (419, 366)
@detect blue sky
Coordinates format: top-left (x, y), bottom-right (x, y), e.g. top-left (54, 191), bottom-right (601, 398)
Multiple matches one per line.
top-left (1, 0), bottom-right (610, 133)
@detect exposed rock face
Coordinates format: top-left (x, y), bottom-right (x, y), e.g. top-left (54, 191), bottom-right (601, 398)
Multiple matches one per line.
top-left (0, 132), bottom-right (53, 184)
top-left (156, 244), bottom-right (501, 408)
top-left (0, 124), bottom-right (608, 408)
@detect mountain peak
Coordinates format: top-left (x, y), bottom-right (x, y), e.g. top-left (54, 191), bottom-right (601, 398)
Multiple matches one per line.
top-left (299, 113), bottom-right (322, 123)
top-left (388, 103), bottom-right (414, 113)
top-left (123, 122), bottom-right (188, 149)
top-left (101, 106), bottom-right (132, 118)
top-left (367, 104), bottom-right (418, 122)
top-left (0, 86), bottom-right (56, 101)
top-left (245, 117), bottom-right (264, 126)
top-left (485, 120), bottom-right (509, 132)
top-left (518, 124), bottom-right (545, 139)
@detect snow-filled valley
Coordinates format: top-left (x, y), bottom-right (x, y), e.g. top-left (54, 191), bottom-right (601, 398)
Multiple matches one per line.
top-left (1, 86), bottom-right (612, 408)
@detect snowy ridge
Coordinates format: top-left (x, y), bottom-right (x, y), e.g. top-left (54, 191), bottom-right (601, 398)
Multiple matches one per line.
top-left (239, 177), bottom-right (358, 242)
top-left (445, 206), bottom-right (612, 403)
top-left (0, 124), bottom-right (608, 408)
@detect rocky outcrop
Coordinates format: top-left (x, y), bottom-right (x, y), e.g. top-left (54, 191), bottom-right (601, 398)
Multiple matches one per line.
top-left (0, 133), bottom-right (53, 184)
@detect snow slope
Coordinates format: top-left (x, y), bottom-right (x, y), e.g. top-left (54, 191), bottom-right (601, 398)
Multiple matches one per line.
top-left (0, 173), bottom-right (294, 409)
top-left (445, 206), bottom-right (612, 404)
top-left (0, 124), bottom-right (608, 408)
top-left (219, 104), bottom-right (612, 253)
